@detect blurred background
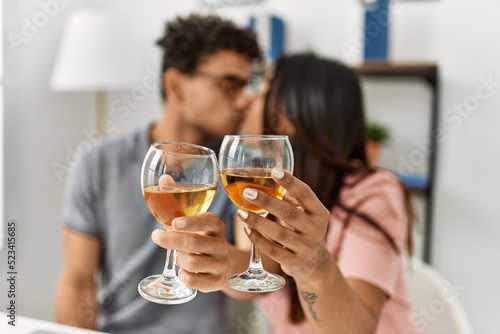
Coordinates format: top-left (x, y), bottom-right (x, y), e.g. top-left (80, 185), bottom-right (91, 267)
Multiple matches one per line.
top-left (1, 0), bottom-right (499, 333)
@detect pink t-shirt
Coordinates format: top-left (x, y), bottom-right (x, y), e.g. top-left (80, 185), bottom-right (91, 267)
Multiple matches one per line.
top-left (258, 170), bottom-right (418, 334)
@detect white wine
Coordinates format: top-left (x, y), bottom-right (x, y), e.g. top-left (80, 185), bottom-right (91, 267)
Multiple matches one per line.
top-left (221, 168), bottom-right (286, 215)
top-left (143, 184), bottom-right (217, 230)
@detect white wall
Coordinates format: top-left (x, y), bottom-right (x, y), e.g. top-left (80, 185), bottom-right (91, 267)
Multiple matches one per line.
top-left (2, 1), bottom-right (499, 333)
top-left (391, 2), bottom-right (500, 333)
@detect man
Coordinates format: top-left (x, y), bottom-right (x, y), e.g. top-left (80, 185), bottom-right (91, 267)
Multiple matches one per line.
top-left (55, 14), bottom-right (261, 334)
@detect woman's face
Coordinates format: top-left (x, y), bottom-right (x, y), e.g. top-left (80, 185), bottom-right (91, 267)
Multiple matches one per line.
top-left (263, 71), bottom-right (296, 138)
top-left (238, 67), bottom-right (296, 138)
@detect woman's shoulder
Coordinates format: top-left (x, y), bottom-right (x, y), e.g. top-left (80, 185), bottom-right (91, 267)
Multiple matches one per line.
top-left (339, 169), bottom-right (408, 250)
top-left (342, 169), bottom-right (404, 202)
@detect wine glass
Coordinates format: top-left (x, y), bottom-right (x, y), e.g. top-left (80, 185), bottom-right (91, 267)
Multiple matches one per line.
top-left (219, 135), bottom-right (294, 292)
top-left (139, 142), bottom-right (218, 304)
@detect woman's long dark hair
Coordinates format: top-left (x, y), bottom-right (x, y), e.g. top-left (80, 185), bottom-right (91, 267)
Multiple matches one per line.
top-left (263, 54), bottom-right (414, 324)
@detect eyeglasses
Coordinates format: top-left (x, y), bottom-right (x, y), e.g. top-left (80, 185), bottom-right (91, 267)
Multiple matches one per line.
top-left (192, 70), bottom-right (261, 97)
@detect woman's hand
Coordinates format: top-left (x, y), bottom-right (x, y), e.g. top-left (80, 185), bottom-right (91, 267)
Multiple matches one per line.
top-left (237, 168), bottom-right (332, 285)
top-left (151, 212), bottom-right (230, 293)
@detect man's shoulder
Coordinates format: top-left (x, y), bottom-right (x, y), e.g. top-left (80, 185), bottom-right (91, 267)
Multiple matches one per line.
top-left (69, 124), bottom-right (148, 177)
top-left (91, 124), bottom-right (149, 162)
top-left (99, 125), bottom-right (147, 152)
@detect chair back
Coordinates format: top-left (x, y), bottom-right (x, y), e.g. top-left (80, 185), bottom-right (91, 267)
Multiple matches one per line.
top-left (404, 257), bottom-right (474, 334)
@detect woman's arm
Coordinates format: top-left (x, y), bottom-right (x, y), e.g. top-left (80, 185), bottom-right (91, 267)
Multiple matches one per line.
top-left (293, 261), bottom-right (388, 333)
top-left (239, 168), bottom-right (388, 334)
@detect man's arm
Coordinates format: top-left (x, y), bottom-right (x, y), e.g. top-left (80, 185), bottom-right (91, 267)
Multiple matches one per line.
top-left (55, 228), bottom-right (101, 330)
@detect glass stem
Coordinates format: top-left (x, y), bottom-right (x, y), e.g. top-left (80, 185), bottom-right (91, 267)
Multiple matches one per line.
top-left (248, 243), bottom-right (266, 276)
top-left (247, 212), bottom-right (268, 276)
top-left (161, 248), bottom-right (177, 280)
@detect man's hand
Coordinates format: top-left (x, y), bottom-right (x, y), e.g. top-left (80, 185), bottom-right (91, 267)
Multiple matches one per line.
top-left (151, 212), bottom-right (229, 293)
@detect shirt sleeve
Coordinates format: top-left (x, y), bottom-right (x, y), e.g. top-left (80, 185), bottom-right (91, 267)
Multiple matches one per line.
top-left (60, 151), bottom-right (101, 237)
top-left (335, 171), bottom-right (408, 298)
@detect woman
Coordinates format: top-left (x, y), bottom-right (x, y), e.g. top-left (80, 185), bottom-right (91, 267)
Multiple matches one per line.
top-left (234, 54), bottom-right (418, 333)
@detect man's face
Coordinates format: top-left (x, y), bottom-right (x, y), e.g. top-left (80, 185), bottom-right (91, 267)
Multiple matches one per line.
top-left (181, 50), bottom-right (252, 137)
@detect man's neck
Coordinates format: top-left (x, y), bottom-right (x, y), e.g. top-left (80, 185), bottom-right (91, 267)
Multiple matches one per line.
top-left (149, 101), bottom-right (210, 147)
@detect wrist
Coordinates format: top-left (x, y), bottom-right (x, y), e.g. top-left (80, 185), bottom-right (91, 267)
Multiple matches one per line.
top-left (293, 257), bottom-right (338, 291)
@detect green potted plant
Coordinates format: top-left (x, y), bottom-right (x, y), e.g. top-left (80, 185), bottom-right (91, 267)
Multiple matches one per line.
top-left (366, 120), bottom-right (391, 166)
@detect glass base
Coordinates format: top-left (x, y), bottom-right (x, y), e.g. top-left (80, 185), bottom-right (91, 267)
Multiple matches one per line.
top-left (138, 274), bottom-right (197, 304)
top-left (227, 269), bottom-right (285, 292)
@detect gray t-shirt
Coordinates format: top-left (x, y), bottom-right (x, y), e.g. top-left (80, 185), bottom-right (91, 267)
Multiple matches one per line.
top-left (61, 124), bottom-right (236, 334)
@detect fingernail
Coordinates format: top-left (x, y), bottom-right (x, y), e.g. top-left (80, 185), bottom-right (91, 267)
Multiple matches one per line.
top-left (173, 218), bottom-right (187, 230)
top-left (272, 168), bottom-right (285, 179)
top-left (151, 229), bottom-right (160, 242)
top-left (237, 209), bottom-right (249, 220)
top-left (243, 225), bottom-right (251, 236)
top-left (243, 188), bottom-right (258, 200)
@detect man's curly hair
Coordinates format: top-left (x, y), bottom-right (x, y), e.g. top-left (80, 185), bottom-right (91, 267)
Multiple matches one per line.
top-left (157, 14), bottom-right (261, 78)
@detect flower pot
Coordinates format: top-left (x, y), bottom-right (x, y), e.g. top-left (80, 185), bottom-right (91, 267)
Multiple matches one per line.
top-left (365, 140), bottom-right (382, 166)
